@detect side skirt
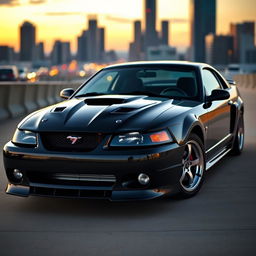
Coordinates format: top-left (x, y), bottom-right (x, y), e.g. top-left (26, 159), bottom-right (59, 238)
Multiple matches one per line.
top-left (206, 147), bottom-right (232, 171)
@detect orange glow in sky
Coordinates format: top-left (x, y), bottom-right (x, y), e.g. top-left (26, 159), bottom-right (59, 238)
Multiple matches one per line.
top-left (0, 0), bottom-right (255, 53)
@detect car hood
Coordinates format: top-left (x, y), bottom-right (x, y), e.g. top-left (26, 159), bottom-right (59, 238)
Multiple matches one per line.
top-left (19, 95), bottom-right (189, 133)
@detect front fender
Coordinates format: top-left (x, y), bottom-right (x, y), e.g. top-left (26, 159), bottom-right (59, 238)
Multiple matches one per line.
top-left (169, 114), bottom-right (205, 145)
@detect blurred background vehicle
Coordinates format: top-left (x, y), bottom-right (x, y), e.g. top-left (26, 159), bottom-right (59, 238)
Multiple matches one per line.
top-left (18, 67), bottom-right (29, 81)
top-left (0, 65), bottom-right (19, 81)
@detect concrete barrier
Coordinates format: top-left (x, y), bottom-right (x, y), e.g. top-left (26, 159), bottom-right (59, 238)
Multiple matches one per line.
top-left (24, 84), bottom-right (38, 113)
top-left (54, 84), bottom-right (62, 103)
top-left (253, 75), bottom-right (256, 89)
top-left (0, 81), bottom-right (82, 122)
top-left (47, 84), bottom-right (56, 105)
top-left (248, 74), bottom-right (255, 88)
top-left (0, 84), bottom-right (10, 120)
top-left (37, 84), bottom-right (49, 108)
top-left (8, 84), bottom-right (26, 118)
top-left (234, 74), bottom-right (256, 89)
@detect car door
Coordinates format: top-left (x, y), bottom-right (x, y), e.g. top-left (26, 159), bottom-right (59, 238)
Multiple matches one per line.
top-left (201, 68), bottom-right (231, 159)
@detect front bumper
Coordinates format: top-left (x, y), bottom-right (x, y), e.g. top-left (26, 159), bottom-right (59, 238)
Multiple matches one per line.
top-left (3, 141), bottom-right (184, 201)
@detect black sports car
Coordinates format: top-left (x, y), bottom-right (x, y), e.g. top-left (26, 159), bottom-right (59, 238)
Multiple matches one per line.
top-left (3, 61), bottom-right (244, 200)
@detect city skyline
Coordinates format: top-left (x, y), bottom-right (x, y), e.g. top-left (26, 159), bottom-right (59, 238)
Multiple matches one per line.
top-left (190, 0), bottom-right (216, 62)
top-left (0, 0), bottom-right (256, 54)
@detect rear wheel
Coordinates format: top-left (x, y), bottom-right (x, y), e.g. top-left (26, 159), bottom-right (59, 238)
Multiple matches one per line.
top-left (231, 115), bottom-right (244, 155)
top-left (176, 134), bottom-right (205, 199)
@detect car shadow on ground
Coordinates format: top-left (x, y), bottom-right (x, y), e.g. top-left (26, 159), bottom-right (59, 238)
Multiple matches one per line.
top-left (14, 195), bottom-right (177, 219)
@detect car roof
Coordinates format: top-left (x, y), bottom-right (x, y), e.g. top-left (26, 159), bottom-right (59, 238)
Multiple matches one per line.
top-left (0, 65), bottom-right (17, 70)
top-left (104, 61), bottom-right (210, 70)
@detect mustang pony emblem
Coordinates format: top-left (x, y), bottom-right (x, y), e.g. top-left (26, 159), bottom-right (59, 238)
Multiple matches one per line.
top-left (66, 136), bottom-right (82, 145)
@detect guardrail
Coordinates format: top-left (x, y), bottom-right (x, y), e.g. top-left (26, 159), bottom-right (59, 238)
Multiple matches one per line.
top-left (0, 81), bottom-right (82, 121)
top-left (233, 74), bottom-right (256, 89)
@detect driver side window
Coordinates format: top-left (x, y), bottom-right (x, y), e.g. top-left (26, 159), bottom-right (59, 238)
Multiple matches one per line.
top-left (202, 69), bottom-right (221, 96)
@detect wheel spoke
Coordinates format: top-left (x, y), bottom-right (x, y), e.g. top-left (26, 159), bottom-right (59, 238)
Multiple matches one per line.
top-left (186, 169), bottom-right (194, 185)
top-left (184, 144), bottom-right (192, 161)
top-left (180, 169), bottom-right (187, 183)
top-left (190, 158), bottom-right (200, 167)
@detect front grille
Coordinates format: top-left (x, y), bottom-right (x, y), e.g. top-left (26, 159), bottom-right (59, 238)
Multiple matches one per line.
top-left (40, 132), bottom-right (104, 152)
top-left (53, 173), bottom-right (116, 183)
top-left (27, 172), bottom-right (116, 187)
top-left (30, 186), bottom-right (112, 199)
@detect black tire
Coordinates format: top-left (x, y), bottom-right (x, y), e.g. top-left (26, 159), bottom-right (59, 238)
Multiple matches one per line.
top-left (231, 115), bottom-right (244, 155)
top-left (175, 133), bottom-right (206, 199)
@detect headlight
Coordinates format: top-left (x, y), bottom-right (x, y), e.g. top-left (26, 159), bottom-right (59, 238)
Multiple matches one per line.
top-left (12, 129), bottom-right (37, 146)
top-left (110, 130), bottom-right (172, 147)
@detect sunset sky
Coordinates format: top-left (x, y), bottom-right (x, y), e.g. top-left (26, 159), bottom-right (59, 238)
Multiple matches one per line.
top-left (0, 0), bottom-right (255, 54)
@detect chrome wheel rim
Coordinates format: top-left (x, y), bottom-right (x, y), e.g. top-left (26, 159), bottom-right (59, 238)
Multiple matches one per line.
top-left (180, 140), bottom-right (204, 192)
top-left (238, 121), bottom-right (244, 151)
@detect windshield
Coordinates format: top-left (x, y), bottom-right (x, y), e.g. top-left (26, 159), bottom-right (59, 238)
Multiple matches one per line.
top-left (75, 66), bottom-right (200, 100)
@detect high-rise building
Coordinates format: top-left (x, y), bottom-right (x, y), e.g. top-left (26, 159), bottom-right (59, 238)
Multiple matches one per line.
top-left (205, 34), bottom-right (233, 66)
top-left (77, 16), bottom-right (105, 62)
top-left (129, 21), bottom-right (142, 61)
top-left (161, 20), bottom-right (169, 46)
top-left (144, 0), bottom-right (158, 49)
top-left (51, 40), bottom-right (71, 65)
top-left (77, 30), bottom-right (88, 62)
top-left (128, 42), bottom-right (136, 61)
top-left (129, 0), bottom-right (177, 61)
top-left (35, 42), bottom-right (45, 61)
top-left (20, 21), bottom-right (36, 61)
top-left (105, 50), bottom-right (118, 62)
top-left (51, 40), bottom-right (62, 65)
top-left (0, 46), bottom-right (15, 63)
top-left (245, 49), bottom-right (256, 64)
top-left (230, 22), bottom-right (255, 63)
top-left (98, 27), bottom-right (105, 61)
top-left (190, 0), bottom-right (216, 62)
top-left (62, 42), bottom-right (71, 64)
top-left (87, 16), bottom-right (98, 61)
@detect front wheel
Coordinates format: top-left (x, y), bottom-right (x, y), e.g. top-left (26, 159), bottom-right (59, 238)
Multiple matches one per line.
top-left (176, 134), bottom-right (205, 199)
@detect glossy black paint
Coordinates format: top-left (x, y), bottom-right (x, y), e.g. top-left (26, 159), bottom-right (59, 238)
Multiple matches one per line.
top-left (3, 61), bottom-right (244, 200)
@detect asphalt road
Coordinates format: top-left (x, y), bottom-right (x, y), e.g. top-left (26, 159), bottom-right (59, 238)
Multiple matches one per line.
top-left (0, 87), bottom-right (255, 256)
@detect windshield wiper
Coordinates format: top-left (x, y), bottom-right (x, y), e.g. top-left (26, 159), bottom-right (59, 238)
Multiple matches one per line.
top-left (75, 92), bottom-right (107, 98)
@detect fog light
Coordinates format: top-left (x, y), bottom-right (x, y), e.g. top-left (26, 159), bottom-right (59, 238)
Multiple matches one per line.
top-left (13, 169), bottom-right (23, 180)
top-left (138, 173), bottom-right (150, 185)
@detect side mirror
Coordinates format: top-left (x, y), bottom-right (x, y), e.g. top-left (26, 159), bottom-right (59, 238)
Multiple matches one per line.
top-left (60, 88), bottom-right (75, 99)
top-left (206, 89), bottom-right (230, 102)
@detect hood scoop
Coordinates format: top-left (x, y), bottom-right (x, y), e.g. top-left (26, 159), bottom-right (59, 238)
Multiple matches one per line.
top-left (84, 97), bottom-right (137, 106)
top-left (52, 106), bottom-right (66, 112)
top-left (112, 107), bottom-right (138, 114)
